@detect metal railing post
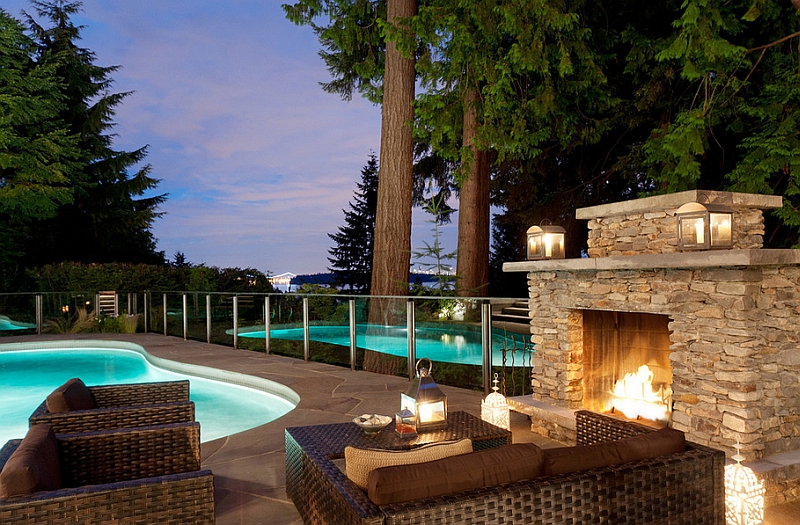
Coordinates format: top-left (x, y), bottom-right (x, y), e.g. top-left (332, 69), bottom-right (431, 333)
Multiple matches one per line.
top-left (206, 294), bottom-right (211, 344)
top-left (162, 294), bottom-right (168, 336)
top-left (303, 297), bottom-right (310, 362)
top-left (35, 295), bottom-right (43, 335)
top-left (349, 299), bottom-right (357, 370)
top-left (407, 299), bottom-right (416, 380)
top-left (143, 292), bottom-right (148, 333)
top-left (481, 299), bottom-right (493, 395)
top-left (265, 296), bottom-right (270, 354)
top-left (233, 295), bottom-right (239, 349)
top-left (182, 294), bottom-right (188, 341)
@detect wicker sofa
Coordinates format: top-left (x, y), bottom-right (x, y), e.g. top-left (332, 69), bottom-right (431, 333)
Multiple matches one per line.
top-left (0, 421), bottom-right (214, 524)
top-left (29, 379), bottom-right (195, 434)
top-left (287, 410), bottom-right (725, 525)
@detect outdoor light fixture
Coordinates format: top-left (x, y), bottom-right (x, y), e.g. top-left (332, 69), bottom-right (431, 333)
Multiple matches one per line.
top-left (401, 358), bottom-right (448, 432)
top-left (676, 201), bottom-right (733, 251)
top-left (481, 373), bottom-right (510, 430)
top-left (526, 220), bottom-right (566, 260)
top-left (725, 441), bottom-right (765, 525)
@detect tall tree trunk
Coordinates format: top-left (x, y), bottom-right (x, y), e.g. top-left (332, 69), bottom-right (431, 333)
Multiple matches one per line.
top-left (365, 0), bottom-right (416, 375)
top-left (456, 86), bottom-right (490, 305)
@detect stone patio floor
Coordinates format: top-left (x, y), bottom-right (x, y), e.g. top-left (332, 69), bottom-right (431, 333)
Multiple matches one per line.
top-left (6, 332), bottom-right (799, 524)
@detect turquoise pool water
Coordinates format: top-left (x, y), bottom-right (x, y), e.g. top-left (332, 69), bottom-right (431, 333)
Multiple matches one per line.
top-left (0, 343), bottom-right (297, 445)
top-left (0, 315), bottom-right (36, 331)
top-left (236, 324), bottom-right (532, 367)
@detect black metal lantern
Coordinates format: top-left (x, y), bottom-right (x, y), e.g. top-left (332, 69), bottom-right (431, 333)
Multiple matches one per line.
top-left (676, 202), bottom-right (733, 251)
top-left (526, 220), bottom-right (566, 260)
top-left (400, 358), bottom-right (447, 432)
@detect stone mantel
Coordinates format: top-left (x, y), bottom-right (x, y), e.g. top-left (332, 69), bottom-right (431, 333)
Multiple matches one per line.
top-left (504, 249), bottom-right (800, 273)
top-left (575, 190), bottom-right (782, 220)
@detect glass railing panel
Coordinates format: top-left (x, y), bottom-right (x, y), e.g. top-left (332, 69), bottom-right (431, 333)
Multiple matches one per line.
top-left (207, 293), bottom-right (233, 347)
top-left (257, 293), bottom-right (305, 360)
top-left (489, 298), bottom-right (534, 398)
top-left (0, 293), bottom-right (37, 336)
top-left (300, 292), bottom-right (353, 367)
top-left (410, 296), bottom-right (483, 391)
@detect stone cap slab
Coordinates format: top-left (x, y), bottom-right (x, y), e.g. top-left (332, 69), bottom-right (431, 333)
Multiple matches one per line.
top-left (576, 190), bottom-right (783, 220)
top-left (503, 249), bottom-right (800, 273)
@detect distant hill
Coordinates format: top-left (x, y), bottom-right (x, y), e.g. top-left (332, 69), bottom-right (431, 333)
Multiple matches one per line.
top-left (291, 272), bottom-right (438, 288)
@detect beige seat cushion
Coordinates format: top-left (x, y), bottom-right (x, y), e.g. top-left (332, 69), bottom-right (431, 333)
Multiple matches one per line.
top-left (345, 438), bottom-right (472, 489)
top-left (45, 378), bottom-right (97, 413)
top-left (368, 442), bottom-right (545, 505)
top-left (0, 424), bottom-right (61, 498)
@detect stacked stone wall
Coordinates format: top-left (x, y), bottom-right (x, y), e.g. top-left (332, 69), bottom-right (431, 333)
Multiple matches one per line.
top-left (527, 264), bottom-right (800, 462)
top-left (586, 208), bottom-right (765, 258)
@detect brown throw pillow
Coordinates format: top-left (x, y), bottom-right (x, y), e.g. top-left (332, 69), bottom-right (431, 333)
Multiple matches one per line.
top-left (0, 424), bottom-right (61, 498)
top-left (345, 438), bottom-right (472, 490)
top-left (45, 378), bottom-right (97, 413)
top-left (614, 427), bottom-right (685, 463)
top-left (367, 442), bottom-right (545, 505)
top-left (543, 440), bottom-right (624, 477)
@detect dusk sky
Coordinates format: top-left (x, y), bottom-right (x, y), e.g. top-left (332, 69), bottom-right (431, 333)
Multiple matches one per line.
top-left (2, 0), bottom-right (458, 275)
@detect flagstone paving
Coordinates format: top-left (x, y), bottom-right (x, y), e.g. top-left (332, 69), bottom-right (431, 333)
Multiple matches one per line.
top-left (6, 333), bottom-right (799, 524)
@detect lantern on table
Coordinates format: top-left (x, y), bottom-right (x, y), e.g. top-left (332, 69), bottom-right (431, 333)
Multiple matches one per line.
top-left (481, 373), bottom-right (510, 430)
top-left (400, 358), bottom-right (447, 432)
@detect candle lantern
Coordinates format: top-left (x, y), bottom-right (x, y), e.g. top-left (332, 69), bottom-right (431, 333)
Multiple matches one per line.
top-left (401, 358), bottom-right (448, 432)
top-left (394, 407), bottom-right (417, 437)
top-left (481, 374), bottom-right (510, 430)
top-left (676, 201), bottom-right (733, 251)
top-left (526, 220), bottom-right (566, 260)
top-left (725, 441), bottom-right (764, 525)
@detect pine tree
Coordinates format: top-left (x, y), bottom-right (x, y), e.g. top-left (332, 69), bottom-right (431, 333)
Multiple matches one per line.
top-left (327, 153), bottom-right (379, 294)
top-left (22, 0), bottom-right (166, 265)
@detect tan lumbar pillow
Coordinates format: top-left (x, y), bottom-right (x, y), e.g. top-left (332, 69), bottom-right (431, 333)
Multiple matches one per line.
top-left (345, 438), bottom-right (472, 489)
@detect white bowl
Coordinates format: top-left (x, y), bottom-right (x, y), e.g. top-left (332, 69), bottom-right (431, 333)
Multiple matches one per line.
top-left (353, 414), bottom-right (392, 434)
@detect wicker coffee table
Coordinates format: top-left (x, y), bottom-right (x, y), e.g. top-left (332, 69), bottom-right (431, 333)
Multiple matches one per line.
top-left (285, 411), bottom-right (511, 525)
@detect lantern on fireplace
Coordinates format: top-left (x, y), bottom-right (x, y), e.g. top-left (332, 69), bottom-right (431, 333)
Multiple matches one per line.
top-left (526, 220), bottom-right (566, 260)
top-left (725, 441), bottom-right (764, 525)
top-left (676, 201), bottom-right (733, 251)
top-left (401, 358), bottom-right (448, 431)
top-left (481, 373), bottom-right (510, 430)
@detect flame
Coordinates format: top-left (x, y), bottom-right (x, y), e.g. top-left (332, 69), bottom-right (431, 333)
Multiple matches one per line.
top-left (611, 365), bottom-right (672, 422)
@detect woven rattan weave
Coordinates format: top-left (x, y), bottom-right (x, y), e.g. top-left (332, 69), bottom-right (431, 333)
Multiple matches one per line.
top-left (0, 421), bottom-right (214, 525)
top-left (28, 380), bottom-right (194, 434)
top-left (285, 410), bottom-right (725, 525)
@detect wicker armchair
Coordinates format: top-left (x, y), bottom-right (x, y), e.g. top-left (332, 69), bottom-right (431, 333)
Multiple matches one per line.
top-left (0, 422), bottom-right (214, 525)
top-left (29, 380), bottom-right (195, 434)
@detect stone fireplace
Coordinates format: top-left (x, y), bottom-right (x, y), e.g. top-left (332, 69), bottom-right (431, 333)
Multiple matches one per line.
top-left (504, 190), bottom-right (800, 505)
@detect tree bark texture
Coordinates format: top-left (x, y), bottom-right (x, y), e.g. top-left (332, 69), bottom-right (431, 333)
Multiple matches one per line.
top-left (456, 87), bottom-right (491, 300)
top-left (365, 0), bottom-right (416, 375)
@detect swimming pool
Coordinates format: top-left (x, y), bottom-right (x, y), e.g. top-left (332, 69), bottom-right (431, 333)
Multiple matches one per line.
top-left (0, 315), bottom-right (36, 331)
top-left (0, 340), bottom-right (298, 445)
top-left (235, 323), bottom-right (532, 367)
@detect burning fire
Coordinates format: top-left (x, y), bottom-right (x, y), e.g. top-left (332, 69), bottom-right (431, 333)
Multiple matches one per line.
top-left (611, 365), bottom-right (672, 422)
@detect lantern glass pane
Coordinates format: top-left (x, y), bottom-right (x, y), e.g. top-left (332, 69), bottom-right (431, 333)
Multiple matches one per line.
top-left (710, 213), bottom-right (733, 247)
top-left (543, 232), bottom-right (565, 258)
top-left (400, 393), bottom-right (416, 414)
top-left (678, 213), bottom-right (708, 250)
top-left (418, 401), bottom-right (445, 424)
top-left (527, 233), bottom-right (543, 260)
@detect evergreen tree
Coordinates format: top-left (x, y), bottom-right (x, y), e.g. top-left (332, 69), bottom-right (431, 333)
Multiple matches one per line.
top-left (0, 8), bottom-right (79, 288)
top-left (328, 153), bottom-right (379, 293)
top-left (21, 0), bottom-right (166, 266)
